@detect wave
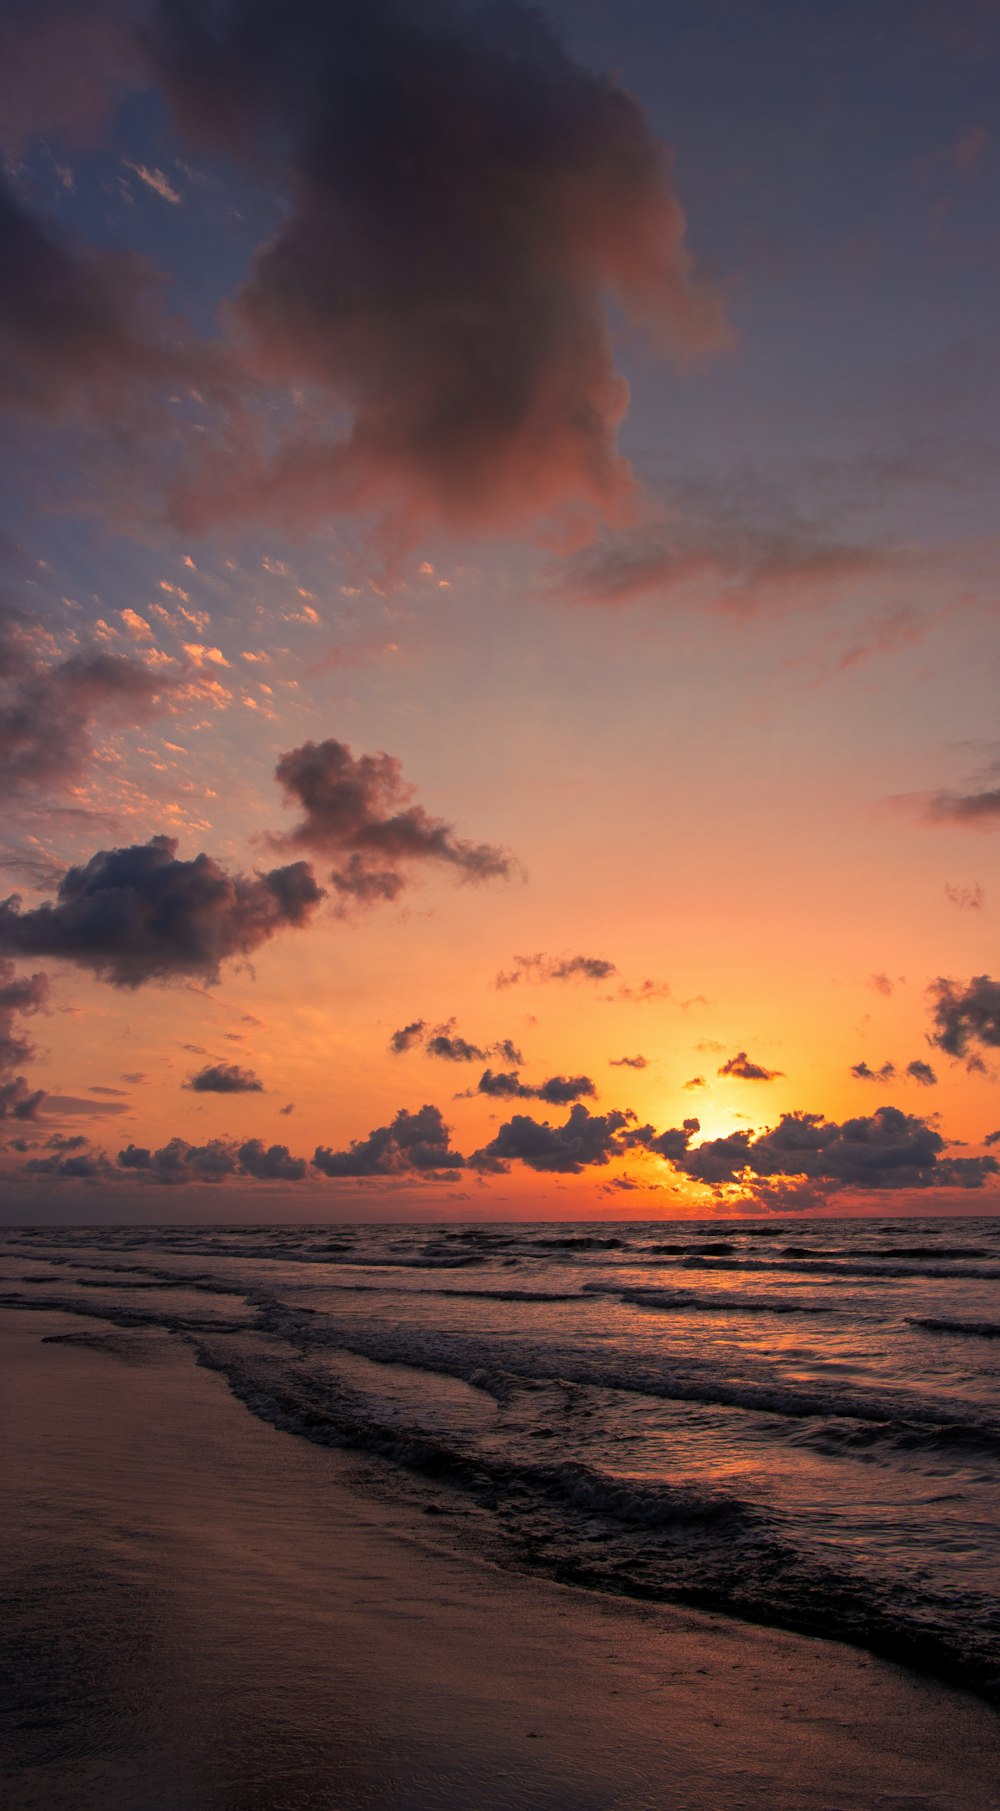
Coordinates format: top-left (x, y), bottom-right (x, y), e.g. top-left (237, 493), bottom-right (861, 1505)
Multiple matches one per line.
top-left (603, 1285), bottom-right (835, 1317)
top-left (190, 1332), bottom-right (1000, 1704)
top-left (908, 1317), bottom-right (1000, 1341)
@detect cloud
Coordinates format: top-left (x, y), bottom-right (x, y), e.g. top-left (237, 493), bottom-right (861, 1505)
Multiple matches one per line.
top-left (868, 973), bottom-right (895, 997)
top-left (427, 1033), bottom-right (489, 1063)
top-left (472, 1068), bottom-right (596, 1104)
top-left (610, 1054), bottom-right (648, 1069)
top-left (154, 0), bottom-right (728, 544)
top-left (472, 1101), bottom-right (638, 1174)
top-left (184, 1061), bottom-right (264, 1093)
top-left (235, 1138), bottom-right (307, 1180)
top-left (0, 599), bottom-right (177, 794)
top-left (0, 170), bottom-right (198, 421)
top-left (0, 957), bottom-right (48, 1120)
top-left (272, 738), bottom-right (511, 905)
top-left (0, 1), bottom-right (139, 154)
top-left (496, 952), bottom-right (617, 988)
top-left (314, 1103), bottom-right (464, 1177)
top-left (554, 520), bottom-right (887, 612)
top-left (924, 789), bottom-right (1000, 826)
top-left (683, 1075), bottom-right (706, 1090)
top-left (851, 1060), bottom-right (896, 1082)
top-left (945, 881), bottom-right (985, 910)
top-left (928, 975), bottom-right (1000, 1059)
top-left (25, 1141), bottom-right (112, 1180)
top-left (667, 1106), bottom-right (995, 1191)
top-left (718, 1050), bottom-right (783, 1081)
top-left (390, 1019), bottom-right (426, 1054)
top-left (906, 1059), bottom-right (938, 1087)
top-left (0, 834), bottom-right (324, 986)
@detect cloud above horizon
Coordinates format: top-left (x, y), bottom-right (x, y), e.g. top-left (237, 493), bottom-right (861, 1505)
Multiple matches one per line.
top-left (0, 835), bottom-right (323, 986)
top-left (272, 738), bottom-right (512, 905)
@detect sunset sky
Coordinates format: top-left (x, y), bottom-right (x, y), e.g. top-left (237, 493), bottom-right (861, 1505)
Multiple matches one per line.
top-left (2, 0), bottom-right (1000, 1221)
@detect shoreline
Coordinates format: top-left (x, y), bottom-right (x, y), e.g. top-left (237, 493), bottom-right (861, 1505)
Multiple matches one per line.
top-left (3, 1303), bottom-right (999, 1811)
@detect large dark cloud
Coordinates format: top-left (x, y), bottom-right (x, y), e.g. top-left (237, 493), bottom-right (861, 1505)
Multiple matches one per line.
top-left (496, 952), bottom-right (617, 988)
top-left (0, 835), bottom-right (323, 986)
top-left (472, 1101), bottom-right (636, 1173)
top-left (929, 975), bottom-right (1000, 1060)
top-left (0, 2), bottom-right (140, 154)
top-left (272, 738), bottom-right (511, 905)
top-left (718, 1051), bottom-right (783, 1081)
top-left (474, 1068), bottom-right (596, 1104)
top-left (0, 599), bottom-right (174, 793)
top-left (666, 1106), bottom-right (996, 1191)
top-left (313, 1102), bottom-right (464, 1177)
top-left (184, 1061), bottom-right (263, 1093)
top-left (0, 170), bottom-right (195, 420)
top-left (0, 957), bottom-right (48, 1120)
top-left (153, 0), bottom-right (727, 543)
top-left (235, 1137), bottom-right (307, 1180)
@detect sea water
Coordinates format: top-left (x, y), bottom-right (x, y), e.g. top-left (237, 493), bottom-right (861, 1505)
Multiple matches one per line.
top-left (3, 1216), bottom-right (999, 1700)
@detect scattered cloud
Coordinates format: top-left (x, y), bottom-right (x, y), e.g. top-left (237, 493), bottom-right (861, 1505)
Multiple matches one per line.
top-left (851, 1060), bottom-right (896, 1082)
top-left (184, 1061), bottom-right (264, 1093)
top-left (610, 1054), bottom-right (648, 1069)
top-left (471, 1069), bottom-right (596, 1105)
top-left (945, 881), bottom-right (985, 909)
top-left (718, 1050), bottom-right (783, 1081)
top-left (496, 952), bottom-right (617, 988)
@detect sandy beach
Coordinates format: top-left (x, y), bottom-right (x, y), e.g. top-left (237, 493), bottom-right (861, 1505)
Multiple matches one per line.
top-left (3, 1303), bottom-right (998, 1811)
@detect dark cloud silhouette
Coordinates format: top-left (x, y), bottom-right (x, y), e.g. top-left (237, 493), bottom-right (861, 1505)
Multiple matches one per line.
top-left (925, 789), bottom-right (1000, 826)
top-left (906, 1059), bottom-right (938, 1087)
top-left (25, 1142), bottom-right (111, 1180)
top-left (683, 1075), bottom-right (706, 1090)
top-left (0, 599), bottom-right (174, 794)
top-left (929, 974), bottom-right (1000, 1059)
top-left (154, 0), bottom-right (727, 544)
top-left (851, 1060), bottom-right (896, 1082)
top-left (427, 1033), bottom-right (488, 1062)
top-left (718, 1050), bottom-right (783, 1081)
top-left (473, 1068), bottom-right (596, 1104)
top-left (272, 738), bottom-right (511, 905)
top-left (392, 1018), bottom-right (525, 1064)
top-left (610, 1054), bottom-right (648, 1069)
top-left (0, 957), bottom-right (48, 1120)
top-left (985, 1130), bottom-right (1000, 1149)
top-left (184, 1061), bottom-right (264, 1093)
top-left (314, 1102), bottom-right (463, 1177)
top-left (390, 1019), bottom-right (426, 1053)
top-left (0, 834), bottom-right (323, 985)
top-left (667, 1106), bottom-right (995, 1191)
top-left (236, 1137), bottom-right (307, 1180)
top-left (496, 952), bottom-right (617, 988)
top-left (119, 1133), bottom-right (307, 1182)
top-left (472, 1102), bottom-right (636, 1174)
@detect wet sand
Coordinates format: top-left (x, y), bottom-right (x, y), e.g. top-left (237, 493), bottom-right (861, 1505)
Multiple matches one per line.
top-left (3, 1305), bottom-right (998, 1811)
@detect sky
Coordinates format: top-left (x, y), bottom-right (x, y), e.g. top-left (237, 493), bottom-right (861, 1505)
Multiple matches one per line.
top-left (1, 0), bottom-right (1000, 1224)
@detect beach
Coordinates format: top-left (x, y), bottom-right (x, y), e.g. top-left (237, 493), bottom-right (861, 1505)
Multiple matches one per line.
top-left (4, 1301), bottom-right (998, 1811)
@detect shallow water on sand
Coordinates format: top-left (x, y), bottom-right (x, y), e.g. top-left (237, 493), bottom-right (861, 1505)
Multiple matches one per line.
top-left (3, 1216), bottom-right (999, 1701)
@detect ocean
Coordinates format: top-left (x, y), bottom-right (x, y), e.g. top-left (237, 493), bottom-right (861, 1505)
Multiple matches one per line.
top-left (3, 1215), bottom-right (999, 1709)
